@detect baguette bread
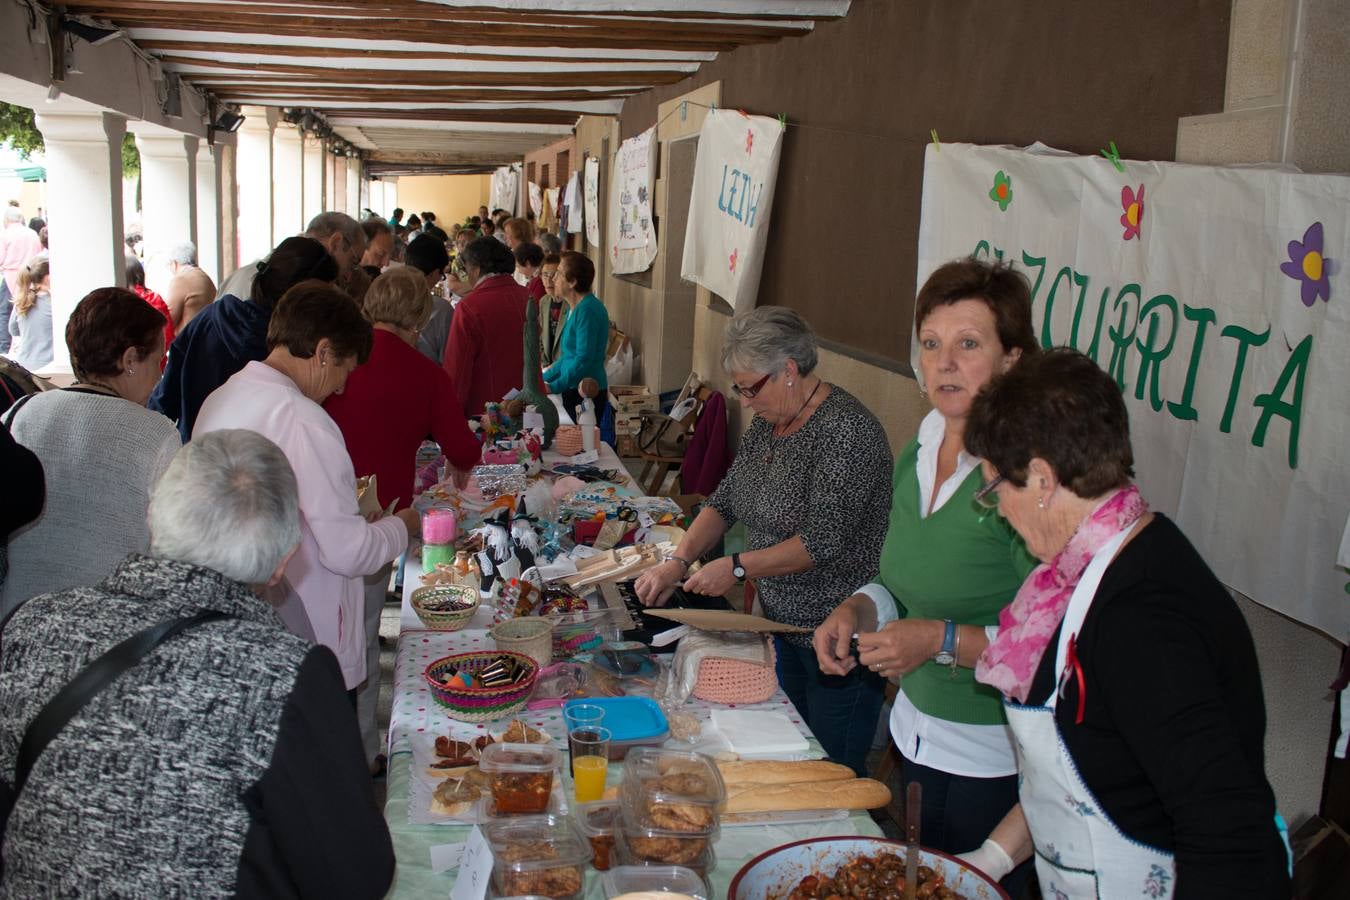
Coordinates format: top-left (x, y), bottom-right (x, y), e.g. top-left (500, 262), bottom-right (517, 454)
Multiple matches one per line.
top-left (715, 759), bottom-right (855, 787)
top-left (723, 777), bottom-right (891, 815)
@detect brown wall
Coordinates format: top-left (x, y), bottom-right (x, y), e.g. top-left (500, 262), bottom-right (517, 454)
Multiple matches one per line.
top-left (617, 0), bottom-right (1230, 366)
top-left (524, 134), bottom-right (577, 190)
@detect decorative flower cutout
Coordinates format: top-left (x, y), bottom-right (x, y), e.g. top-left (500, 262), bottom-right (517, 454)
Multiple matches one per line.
top-left (745, 129), bottom-right (755, 155)
top-left (1279, 222), bottom-right (1332, 306)
top-left (1120, 185), bottom-right (1144, 240)
top-left (729, 248), bottom-right (739, 273)
top-left (989, 170), bottom-right (1013, 212)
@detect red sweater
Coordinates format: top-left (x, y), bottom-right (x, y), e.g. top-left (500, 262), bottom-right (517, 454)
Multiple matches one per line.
top-left (325, 329), bottom-right (480, 511)
top-left (442, 273), bottom-right (541, 418)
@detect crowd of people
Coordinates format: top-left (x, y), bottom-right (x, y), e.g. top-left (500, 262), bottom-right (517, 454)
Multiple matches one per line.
top-left (0, 189), bottom-right (1290, 897)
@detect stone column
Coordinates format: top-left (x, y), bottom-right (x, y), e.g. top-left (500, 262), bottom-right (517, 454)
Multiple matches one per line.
top-left (347, 159), bottom-right (362, 217)
top-left (135, 131), bottom-right (199, 270)
top-left (273, 122), bottom-right (304, 241)
top-left (217, 142), bottom-right (238, 279)
top-left (194, 141), bottom-right (222, 285)
top-left (302, 133), bottom-right (324, 225)
top-left (326, 152), bottom-right (339, 213)
top-left (32, 111), bottom-right (127, 375)
top-left (234, 105), bottom-right (277, 267)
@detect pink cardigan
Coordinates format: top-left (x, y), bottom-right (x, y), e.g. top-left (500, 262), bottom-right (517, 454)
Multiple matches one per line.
top-left (194, 361), bottom-right (407, 688)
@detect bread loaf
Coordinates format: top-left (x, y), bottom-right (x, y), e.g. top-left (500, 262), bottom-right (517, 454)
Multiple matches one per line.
top-left (716, 759), bottom-right (855, 786)
top-left (723, 777), bottom-right (892, 814)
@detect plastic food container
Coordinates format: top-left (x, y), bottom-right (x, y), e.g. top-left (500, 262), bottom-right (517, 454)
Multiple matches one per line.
top-left (601, 865), bottom-right (710, 899)
top-left (612, 825), bottom-right (717, 878)
top-left (575, 799), bottom-right (621, 871)
top-left (484, 814), bottom-right (593, 900)
top-left (564, 697), bottom-right (669, 760)
top-left (479, 742), bottom-right (560, 816)
top-left (619, 749), bottom-right (724, 834)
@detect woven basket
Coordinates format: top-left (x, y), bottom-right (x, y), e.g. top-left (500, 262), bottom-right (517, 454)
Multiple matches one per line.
top-left (424, 651), bottom-right (539, 723)
top-left (692, 639), bottom-right (778, 705)
top-left (410, 585), bottom-right (480, 631)
top-left (552, 425), bottom-right (600, 457)
top-left (490, 617), bottom-right (554, 667)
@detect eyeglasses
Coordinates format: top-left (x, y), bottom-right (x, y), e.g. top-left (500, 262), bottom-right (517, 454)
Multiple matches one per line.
top-left (972, 474), bottom-right (1005, 510)
top-left (730, 372), bottom-right (774, 399)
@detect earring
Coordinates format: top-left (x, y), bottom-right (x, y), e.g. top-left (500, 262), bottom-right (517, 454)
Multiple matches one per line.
top-left (1037, 497), bottom-right (1046, 509)
top-left (787, 380), bottom-right (793, 387)
top-left (128, 367), bottom-right (135, 375)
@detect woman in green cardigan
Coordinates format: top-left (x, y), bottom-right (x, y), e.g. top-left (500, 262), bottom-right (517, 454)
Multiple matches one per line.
top-left (814, 258), bottom-right (1038, 886)
top-left (543, 251), bottom-right (609, 423)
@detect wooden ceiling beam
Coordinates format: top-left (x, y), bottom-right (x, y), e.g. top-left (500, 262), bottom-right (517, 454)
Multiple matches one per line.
top-left (135, 40), bottom-right (704, 64)
top-left (159, 56), bottom-right (689, 87)
top-left (108, 14), bottom-right (746, 51)
top-left (318, 107), bottom-right (580, 125)
top-left (138, 0), bottom-right (844, 21)
top-left (207, 85), bottom-right (631, 102)
top-left (69, 0), bottom-right (813, 35)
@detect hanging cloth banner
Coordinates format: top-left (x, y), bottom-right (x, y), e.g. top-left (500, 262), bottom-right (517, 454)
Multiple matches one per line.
top-left (490, 166), bottom-right (519, 216)
top-left (917, 141), bottom-right (1350, 641)
top-left (681, 109), bottom-right (785, 313)
top-left (528, 181), bottom-right (543, 217)
top-left (609, 126), bottom-right (658, 275)
top-left (584, 156), bottom-right (601, 248)
top-left (564, 172), bottom-right (583, 234)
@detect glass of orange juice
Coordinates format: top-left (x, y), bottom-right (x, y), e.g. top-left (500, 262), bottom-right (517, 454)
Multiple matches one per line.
top-left (570, 725), bottom-right (611, 803)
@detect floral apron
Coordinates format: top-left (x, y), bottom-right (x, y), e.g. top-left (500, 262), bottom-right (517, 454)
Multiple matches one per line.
top-left (1004, 525), bottom-right (1176, 899)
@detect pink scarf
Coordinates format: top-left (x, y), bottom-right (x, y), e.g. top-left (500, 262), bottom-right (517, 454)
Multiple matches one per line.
top-left (976, 485), bottom-right (1148, 703)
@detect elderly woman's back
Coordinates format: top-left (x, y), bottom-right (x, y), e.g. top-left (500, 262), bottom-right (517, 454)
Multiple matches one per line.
top-left (3, 288), bottom-right (179, 617)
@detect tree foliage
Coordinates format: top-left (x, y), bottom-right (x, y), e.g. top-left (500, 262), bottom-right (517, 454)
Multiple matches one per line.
top-left (0, 101), bottom-right (142, 178)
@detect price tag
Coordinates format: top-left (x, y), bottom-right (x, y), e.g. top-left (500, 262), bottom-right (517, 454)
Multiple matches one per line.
top-left (638, 510), bottom-right (655, 528)
top-left (522, 410), bottom-right (545, 431)
top-left (570, 449), bottom-right (600, 465)
top-left (429, 842), bottom-right (464, 874)
top-left (448, 826), bottom-right (493, 900)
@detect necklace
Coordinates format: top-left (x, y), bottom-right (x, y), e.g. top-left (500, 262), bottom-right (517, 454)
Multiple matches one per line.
top-left (763, 380), bottom-right (824, 465)
top-left (70, 381), bottom-right (122, 399)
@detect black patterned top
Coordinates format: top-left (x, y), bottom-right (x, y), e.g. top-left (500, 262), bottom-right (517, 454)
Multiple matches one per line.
top-left (706, 385), bottom-right (893, 645)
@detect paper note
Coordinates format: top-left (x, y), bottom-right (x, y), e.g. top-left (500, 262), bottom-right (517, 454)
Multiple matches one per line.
top-left (570, 545), bottom-right (600, 560)
top-left (502, 388), bottom-right (521, 401)
top-left (448, 826), bottom-right (493, 900)
top-left (522, 411), bottom-right (545, 430)
top-left (429, 842), bottom-right (465, 874)
top-left (569, 449), bottom-right (599, 465)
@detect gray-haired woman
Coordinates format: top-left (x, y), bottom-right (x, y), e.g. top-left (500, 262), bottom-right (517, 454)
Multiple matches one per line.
top-left (634, 305), bottom-right (892, 776)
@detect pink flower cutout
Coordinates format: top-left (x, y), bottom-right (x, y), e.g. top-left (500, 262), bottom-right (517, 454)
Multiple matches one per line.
top-left (745, 129), bottom-right (754, 155)
top-left (1120, 185), bottom-right (1144, 241)
top-left (729, 248), bottom-right (739, 273)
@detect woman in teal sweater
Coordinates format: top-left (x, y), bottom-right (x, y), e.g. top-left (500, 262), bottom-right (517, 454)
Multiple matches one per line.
top-left (542, 251), bottom-right (609, 423)
top-left (814, 258), bottom-right (1038, 888)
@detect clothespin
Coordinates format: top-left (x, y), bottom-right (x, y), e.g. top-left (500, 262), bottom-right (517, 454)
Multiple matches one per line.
top-left (777, 113), bottom-right (787, 130)
top-left (737, 108), bottom-right (749, 119)
top-left (1100, 140), bottom-right (1124, 173)
top-left (710, 102), bottom-right (717, 114)
top-left (930, 128), bottom-right (941, 153)
top-left (680, 101), bottom-right (687, 122)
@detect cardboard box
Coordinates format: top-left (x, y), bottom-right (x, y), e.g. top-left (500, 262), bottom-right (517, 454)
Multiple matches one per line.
top-left (615, 434), bottom-right (639, 457)
top-left (610, 385), bottom-right (659, 414)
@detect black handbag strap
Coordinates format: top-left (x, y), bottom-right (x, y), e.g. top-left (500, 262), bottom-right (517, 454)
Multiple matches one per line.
top-left (12, 609), bottom-right (230, 796)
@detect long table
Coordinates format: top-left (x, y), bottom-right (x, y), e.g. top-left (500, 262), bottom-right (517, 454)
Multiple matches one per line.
top-left (383, 446), bottom-right (883, 898)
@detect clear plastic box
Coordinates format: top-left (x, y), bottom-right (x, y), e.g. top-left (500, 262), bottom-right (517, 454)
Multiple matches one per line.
top-left (484, 813), bottom-right (592, 900)
top-left (575, 799), bottom-right (621, 871)
top-left (478, 742), bottom-right (561, 816)
top-left (619, 748), bottom-right (724, 834)
top-left (600, 864), bottom-right (710, 899)
top-left (612, 825), bottom-right (717, 878)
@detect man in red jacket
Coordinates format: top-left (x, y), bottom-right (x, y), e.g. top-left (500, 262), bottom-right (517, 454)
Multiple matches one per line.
top-left (443, 237), bottom-right (540, 419)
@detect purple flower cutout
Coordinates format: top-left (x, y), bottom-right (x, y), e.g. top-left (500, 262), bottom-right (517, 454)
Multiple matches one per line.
top-left (1279, 221), bottom-right (1332, 307)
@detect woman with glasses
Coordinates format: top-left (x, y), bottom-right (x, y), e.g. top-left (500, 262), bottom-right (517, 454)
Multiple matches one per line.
top-left (634, 305), bottom-right (892, 777)
top-left (813, 258), bottom-right (1038, 887)
top-left (537, 253), bottom-right (568, 369)
top-left (951, 349), bottom-right (1289, 897)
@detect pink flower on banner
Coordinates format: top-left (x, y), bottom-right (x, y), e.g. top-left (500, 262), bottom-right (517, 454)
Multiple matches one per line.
top-left (745, 129), bottom-right (754, 155)
top-left (1279, 222), bottom-right (1333, 307)
top-left (729, 248), bottom-right (739, 273)
top-left (1120, 185), bottom-right (1144, 241)
top-left (611, 244), bottom-right (619, 261)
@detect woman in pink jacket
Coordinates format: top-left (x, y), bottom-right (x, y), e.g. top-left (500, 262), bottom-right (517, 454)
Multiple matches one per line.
top-left (195, 280), bottom-right (419, 693)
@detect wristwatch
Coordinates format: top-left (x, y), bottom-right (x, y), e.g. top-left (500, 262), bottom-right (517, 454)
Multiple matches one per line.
top-left (934, 619), bottom-right (957, 666)
top-left (731, 553), bottom-right (746, 580)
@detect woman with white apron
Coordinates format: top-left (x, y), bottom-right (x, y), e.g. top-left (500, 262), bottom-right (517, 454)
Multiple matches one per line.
top-left (953, 349), bottom-right (1290, 899)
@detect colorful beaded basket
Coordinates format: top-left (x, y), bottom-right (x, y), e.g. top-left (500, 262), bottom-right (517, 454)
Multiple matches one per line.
top-left (424, 651), bottom-right (540, 723)
top-left (410, 584), bottom-right (480, 631)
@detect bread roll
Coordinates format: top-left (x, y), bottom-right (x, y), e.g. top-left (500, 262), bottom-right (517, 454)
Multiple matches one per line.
top-left (723, 777), bottom-right (891, 814)
top-left (716, 759), bottom-right (855, 786)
